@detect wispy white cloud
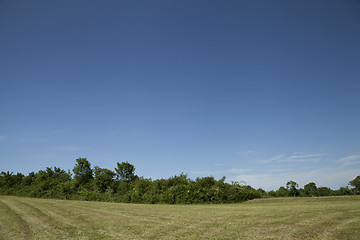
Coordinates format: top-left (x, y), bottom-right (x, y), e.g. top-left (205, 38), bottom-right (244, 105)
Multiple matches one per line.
top-left (236, 150), bottom-right (258, 156)
top-left (289, 153), bottom-right (328, 159)
top-left (268, 168), bottom-right (296, 173)
top-left (228, 168), bottom-right (251, 174)
top-left (190, 170), bottom-right (218, 175)
top-left (263, 153), bottom-right (328, 163)
top-left (268, 154), bottom-right (285, 162)
top-left (55, 145), bottom-right (85, 151)
top-left (339, 155), bottom-right (360, 167)
top-left (0, 136), bottom-right (5, 143)
top-left (190, 168), bottom-right (251, 176)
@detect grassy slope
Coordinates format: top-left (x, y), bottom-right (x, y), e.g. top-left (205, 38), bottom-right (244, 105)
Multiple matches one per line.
top-left (0, 196), bottom-right (359, 240)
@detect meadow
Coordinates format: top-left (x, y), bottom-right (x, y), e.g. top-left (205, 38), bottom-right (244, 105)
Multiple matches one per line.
top-left (0, 195), bottom-right (359, 240)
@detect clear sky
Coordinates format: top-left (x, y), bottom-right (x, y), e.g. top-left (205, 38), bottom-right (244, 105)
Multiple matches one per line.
top-left (1, 0), bottom-right (360, 190)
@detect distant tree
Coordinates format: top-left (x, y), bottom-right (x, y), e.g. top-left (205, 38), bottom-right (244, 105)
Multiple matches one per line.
top-left (335, 186), bottom-right (352, 196)
top-left (276, 186), bottom-right (288, 197)
top-left (349, 176), bottom-right (360, 195)
top-left (0, 171), bottom-right (24, 192)
top-left (94, 166), bottom-right (116, 192)
top-left (268, 190), bottom-right (277, 197)
top-left (195, 176), bottom-right (216, 189)
top-left (0, 160), bottom-right (263, 203)
top-left (22, 171), bottom-right (35, 186)
top-left (286, 181), bottom-right (299, 197)
top-left (73, 158), bottom-right (93, 185)
top-left (0, 171), bottom-right (14, 188)
top-left (317, 187), bottom-right (332, 196)
top-left (304, 182), bottom-right (318, 197)
top-left (256, 188), bottom-right (267, 196)
top-left (115, 161), bottom-right (137, 182)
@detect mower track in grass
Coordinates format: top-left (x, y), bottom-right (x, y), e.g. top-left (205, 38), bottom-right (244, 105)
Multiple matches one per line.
top-left (0, 195), bottom-right (359, 240)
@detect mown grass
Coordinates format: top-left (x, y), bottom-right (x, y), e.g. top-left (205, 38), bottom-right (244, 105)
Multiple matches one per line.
top-left (0, 195), bottom-right (359, 239)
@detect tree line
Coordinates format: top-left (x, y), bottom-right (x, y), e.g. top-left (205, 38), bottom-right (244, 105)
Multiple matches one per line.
top-left (264, 179), bottom-right (359, 198)
top-left (1, 158), bottom-right (359, 204)
top-left (0, 158), bottom-right (260, 203)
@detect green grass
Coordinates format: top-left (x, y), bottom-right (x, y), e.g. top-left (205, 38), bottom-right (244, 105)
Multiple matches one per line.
top-left (0, 195), bottom-right (359, 239)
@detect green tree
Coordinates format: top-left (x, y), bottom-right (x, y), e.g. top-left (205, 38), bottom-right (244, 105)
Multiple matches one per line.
top-left (256, 188), bottom-right (267, 196)
top-left (73, 158), bottom-right (93, 185)
top-left (317, 187), bottom-right (332, 196)
top-left (286, 181), bottom-right (299, 197)
top-left (0, 171), bottom-right (15, 188)
top-left (275, 186), bottom-right (288, 197)
top-left (349, 176), bottom-right (360, 195)
top-left (22, 171), bottom-right (35, 186)
top-left (304, 182), bottom-right (317, 197)
top-left (115, 161), bottom-right (137, 182)
top-left (0, 171), bottom-right (24, 195)
top-left (336, 186), bottom-right (352, 196)
top-left (94, 166), bottom-right (116, 192)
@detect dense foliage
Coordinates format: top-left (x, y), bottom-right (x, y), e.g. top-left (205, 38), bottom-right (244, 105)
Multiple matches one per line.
top-left (265, 181), bottom-right (355, 198)
top-left (0, 158), bottom-right (261, 203)
top-left (0, 158), bottom-right (358, 203)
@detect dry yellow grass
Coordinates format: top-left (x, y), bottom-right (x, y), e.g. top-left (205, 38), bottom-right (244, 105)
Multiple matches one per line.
top-left (0, 195), bottom-right (359, 239)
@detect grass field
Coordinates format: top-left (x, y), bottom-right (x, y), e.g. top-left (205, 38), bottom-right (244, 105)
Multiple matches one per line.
top-left (0, 195), bottom-right (359, 240)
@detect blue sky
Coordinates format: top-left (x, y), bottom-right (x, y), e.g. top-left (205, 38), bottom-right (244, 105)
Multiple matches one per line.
top-left (1, 0), bottom-right (360, 190)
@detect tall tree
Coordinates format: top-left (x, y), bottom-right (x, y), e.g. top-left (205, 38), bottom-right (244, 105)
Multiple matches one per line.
top-left (286, 180), bottom-right (299, 197)
top-left (276, 186), bottom-right (288, 197)
top-left (94, 166), bottom-right (116, 192)
top-left (304, 182), bottom-right (317, 197)
top-left (73, 158), bottom-right (93, 185)
top-left (349, 176), bottom-right (360, 195)
top-left (115, 161), bottom-right (137, 182)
